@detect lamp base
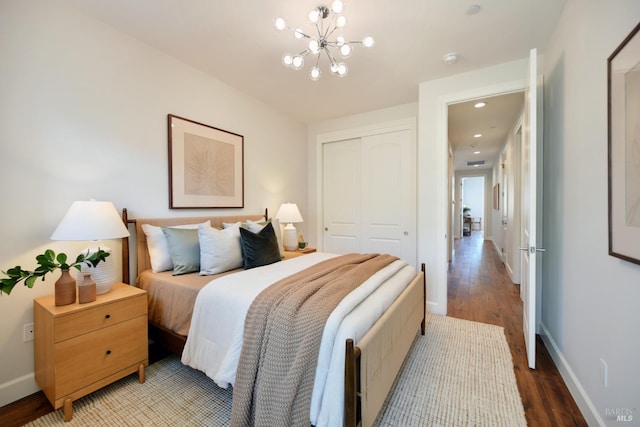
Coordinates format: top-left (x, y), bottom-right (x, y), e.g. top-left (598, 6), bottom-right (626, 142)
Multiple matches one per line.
top-left (76, 242), bottom-right (116, 294)
top-left (282, 224), bottom-right (298, 251)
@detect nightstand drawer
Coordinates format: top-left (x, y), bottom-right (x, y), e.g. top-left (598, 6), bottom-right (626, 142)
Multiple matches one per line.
top-left (54, 294), bottom-right (147, 342)
top-left (55, 315), bottom-right (147, 397)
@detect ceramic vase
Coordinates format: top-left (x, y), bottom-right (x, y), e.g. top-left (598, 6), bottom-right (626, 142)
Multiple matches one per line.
top-left (78, 273), bottom-right (96, 304)
top-left (55, 269), bottom-right (76, 306)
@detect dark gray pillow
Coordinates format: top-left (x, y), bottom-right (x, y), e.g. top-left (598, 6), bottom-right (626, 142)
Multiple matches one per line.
top-left (161, 227), bottom-right (200, 275)
top-left (239, 221), bottom-right (281, 269)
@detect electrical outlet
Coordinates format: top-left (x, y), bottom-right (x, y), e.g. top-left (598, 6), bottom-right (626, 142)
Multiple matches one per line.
top-left (23, 323), bottom-right (34, 342)
top-left (600, 358), bottom-right (608, 387)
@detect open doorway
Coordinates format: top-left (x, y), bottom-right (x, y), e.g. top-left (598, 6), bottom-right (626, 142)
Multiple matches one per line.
top-left (447, 91), bottom-right (524, 278)
top-left (460, 176), bottom-right (485, 238)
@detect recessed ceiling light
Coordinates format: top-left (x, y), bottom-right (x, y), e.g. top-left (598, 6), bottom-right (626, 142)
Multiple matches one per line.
top-left (473, 164), bottom-right (479, 167)
top-left (474, 102), bottom-right (487, 108)
top-left (474, 151), bottom-right (481, 154)
top-left (474, 133), bottom-right (482, 138)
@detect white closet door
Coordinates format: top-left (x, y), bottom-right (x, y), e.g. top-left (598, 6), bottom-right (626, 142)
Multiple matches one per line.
top-left (322, 129), bottom-right (416, 267)
top-left (323, 138), bottom-right (361, 254)
top-left (361, 130), bottom-right (415, 266)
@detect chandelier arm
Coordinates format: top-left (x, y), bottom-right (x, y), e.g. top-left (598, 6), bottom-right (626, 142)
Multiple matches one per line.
top-left (324, 25), bottom-right (339, 40)
top-left (290, 28), bottom-right (312, 39)
top-left (323, 47), bottom-right (338, 66)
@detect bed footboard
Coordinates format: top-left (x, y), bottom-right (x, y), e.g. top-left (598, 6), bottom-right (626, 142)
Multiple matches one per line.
top-left (344, 263), bottom-right (426, 427)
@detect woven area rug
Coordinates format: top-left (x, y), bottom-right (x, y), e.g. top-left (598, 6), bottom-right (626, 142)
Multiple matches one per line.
top-left (28, 315), bottom-right (526, 426)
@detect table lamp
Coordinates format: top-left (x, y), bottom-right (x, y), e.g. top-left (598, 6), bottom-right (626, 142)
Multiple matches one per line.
top-left (50, 200), bottom-right (130, 294)
top-left (276, 203), bottom-right (303, 251)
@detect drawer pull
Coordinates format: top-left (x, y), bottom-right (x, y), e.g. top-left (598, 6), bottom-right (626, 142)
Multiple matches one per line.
top-left (106, 350), bottom-right (112, 355)
top-left (105, 314), bottom-right (111, 319)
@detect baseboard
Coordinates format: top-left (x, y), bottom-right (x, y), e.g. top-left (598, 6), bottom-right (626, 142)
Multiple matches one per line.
top-left (0, 372), bottom-right (39, 408)
top-left (490, 238), bottom-right (502, 259)
top-left (539, 322), bottom-right (605, 427)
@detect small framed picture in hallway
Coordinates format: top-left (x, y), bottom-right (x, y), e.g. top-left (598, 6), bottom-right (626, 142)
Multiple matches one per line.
top-left (608, 22), bottom-right (640, 265)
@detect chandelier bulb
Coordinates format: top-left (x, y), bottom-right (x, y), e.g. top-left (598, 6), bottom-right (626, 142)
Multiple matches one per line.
top-left (339, 44), bottom-right (352, 58)
top-left (362, 35), bottom-right (375, 48)
top-left (335, 15), bottom-right (346, 28)
top-left (292, 55), bottom-right (304, 70)
top-left (336, 62), bottom-right (348, 77)
top-left (309, 9), bottom-right (320, 23)
top-left (310, 66), bottom-right (321, 81)
top-left (275, 17), bottom-right (286, 31)
top-left (282, 53), bottom-right (293, 67)
top-left (336, 36), bottom-right (345, 47)
top-left (294, 28), bottom-right (304, 39)
top-left (331, 62), bottom-right (348, 76)
top-left (309, 39), bottom-right (320, 53)
top-left (331, 0), bottom-right (344, 14)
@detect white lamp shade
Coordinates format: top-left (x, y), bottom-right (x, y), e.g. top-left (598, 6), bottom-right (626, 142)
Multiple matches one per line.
top-left (52, 200), bottom-right (129, 295)
top-left (276, 203), bottom-right (303, 224)
top-left (51, 200), bottom-right (130, 241)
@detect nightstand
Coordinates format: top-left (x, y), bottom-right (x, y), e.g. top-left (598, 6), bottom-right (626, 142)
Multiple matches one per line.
top-left (283, 247), bottom-right (317, 259)
top-left (34, 282), bottom-right (148, 421)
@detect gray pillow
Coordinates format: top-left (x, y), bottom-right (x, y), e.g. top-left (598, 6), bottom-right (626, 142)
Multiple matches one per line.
top-left (161, 227), bottom-right (200, 275)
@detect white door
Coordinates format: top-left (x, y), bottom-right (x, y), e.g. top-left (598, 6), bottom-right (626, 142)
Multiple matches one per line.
top-left (323, 130), bottom-right (416, 266)
top-left (323, 138), bottom-right (361, 254)
top-left (521, 48), bottom-right (543, 370)
top-left (361, 131), bottom-right (416, 266)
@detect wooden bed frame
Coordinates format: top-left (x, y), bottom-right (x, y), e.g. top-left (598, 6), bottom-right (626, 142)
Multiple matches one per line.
top-left (120, 209), bottom-right (426, 427)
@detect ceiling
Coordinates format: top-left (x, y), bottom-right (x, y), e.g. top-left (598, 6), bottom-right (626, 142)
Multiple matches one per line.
top-left (449, 91), bottom-right (524, 171)
top-left (59, 0), bottom-right (563, 169)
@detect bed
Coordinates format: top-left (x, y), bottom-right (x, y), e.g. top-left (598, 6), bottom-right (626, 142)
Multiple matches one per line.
top-left (121, 209), bottom-right (425, 427)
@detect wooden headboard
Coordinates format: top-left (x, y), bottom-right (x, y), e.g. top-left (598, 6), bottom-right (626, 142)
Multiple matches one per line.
top-left (121, 208), bottom-right (268, 284)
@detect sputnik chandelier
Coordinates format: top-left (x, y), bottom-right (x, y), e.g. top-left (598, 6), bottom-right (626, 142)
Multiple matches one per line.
top-left (274, 0), bottom-right (374, 81)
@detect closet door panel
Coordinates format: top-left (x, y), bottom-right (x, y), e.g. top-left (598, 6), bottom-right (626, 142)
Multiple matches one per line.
top-left (323, 138), bottom-right (361, 254)
top-left (361, 130), bottom-right (415, 265)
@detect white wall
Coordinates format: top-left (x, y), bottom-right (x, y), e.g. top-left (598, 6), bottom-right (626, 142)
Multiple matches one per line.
top-left (0, 1), bottom-right (307, 406)
top-left (418, 59), bottom-right (528, 314)
top-left (540, 1), bottom-right (640, 425)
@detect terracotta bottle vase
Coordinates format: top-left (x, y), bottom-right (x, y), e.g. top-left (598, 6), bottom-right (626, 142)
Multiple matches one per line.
top-left (78, 273), bottom-right (96, 304)
top-left (55, 269), bottom-right (76, 306)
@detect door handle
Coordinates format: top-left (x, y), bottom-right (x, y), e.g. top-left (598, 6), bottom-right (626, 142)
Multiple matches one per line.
top-left (520, 246), bottom-right (546, 253)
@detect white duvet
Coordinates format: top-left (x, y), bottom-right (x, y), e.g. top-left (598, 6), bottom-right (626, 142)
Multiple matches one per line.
top-left (181, 252), bottom-right (416, 426)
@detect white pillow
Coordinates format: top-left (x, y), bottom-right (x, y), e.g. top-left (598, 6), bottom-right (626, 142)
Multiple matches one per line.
top-left (245, 218), bottom-right (285, 258)
top-left (141, 221), bottom-right (210, 273)
top-left (198, 222), bottom-right (243, 275)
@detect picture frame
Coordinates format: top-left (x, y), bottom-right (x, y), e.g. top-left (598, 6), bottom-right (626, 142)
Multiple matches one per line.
top-left (493, 183), bottom-right (500, 210)
top-left (608, 23), bottom-right (640, 265)
top-left (168, 114), bottom-right (244, 209)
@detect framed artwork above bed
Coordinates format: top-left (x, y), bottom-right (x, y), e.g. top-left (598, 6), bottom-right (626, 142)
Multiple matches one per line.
top-left (168, 114), bottom-right (244, 209)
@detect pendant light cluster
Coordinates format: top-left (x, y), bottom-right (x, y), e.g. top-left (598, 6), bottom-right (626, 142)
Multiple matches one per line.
top-left (275, 0), bottom-right (374, 81)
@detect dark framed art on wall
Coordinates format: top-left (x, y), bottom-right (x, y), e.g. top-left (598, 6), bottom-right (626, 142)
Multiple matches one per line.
top-left (608, 22), bottom-right (640, 265)
top-left (168, 114), bottom-right (244, 209)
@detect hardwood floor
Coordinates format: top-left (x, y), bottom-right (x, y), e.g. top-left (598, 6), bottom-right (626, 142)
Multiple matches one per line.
top-left (1, 233), bottom-right (586, 426)
top-left (448, 230), bottom-right (587, 426)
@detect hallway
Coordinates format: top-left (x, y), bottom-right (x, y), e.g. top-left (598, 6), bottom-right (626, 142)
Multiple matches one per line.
top-left (447, 231), bottom-right (587, 426)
